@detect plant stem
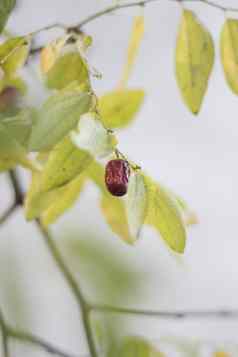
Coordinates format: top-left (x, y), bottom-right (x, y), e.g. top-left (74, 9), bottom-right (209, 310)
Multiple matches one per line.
top-left (8, 328), bottom-right (79, 357)
top-left (93, 304), bottom-right (238, 319)
top-left (26, 0), bottom-right (238, 42)
top-left (35, 221), bottom-right (97, 357)
top-left (0, 310), bottom-right (9, 357)
top-left (0, 202), bottom-right (17, 225)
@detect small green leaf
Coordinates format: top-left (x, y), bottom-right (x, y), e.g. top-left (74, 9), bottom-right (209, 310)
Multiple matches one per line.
top-left (175, 10), bottom-right (214, 114)
top-left (0, 121), bottom-right (26, 159)
top-left (126, 172), bottom-right (148, 238)
top-left (220, 19), bottom-right (238, 94)
top-left (1, 108), bottom-right (37, 147)
top-left (0, 36), bottom-right (30, 75)
top-left (41, 174), bottom-right (87, 226)
top-left (98, 89), bottom-right (145, 129)
top-left (145, 176), bottom-right (186, 253)
top-left (70, 113), bottom-right (117, 158)
top-left (40, 136), bottom-right (92, 192)
top-left (0, 0), bottom-right (16, 33)
top-left (0, 157), bottom-right (16, 172)
top-left (24, 172), bottom-right (60, 220)
top-left (100, 195), bottom-right (135, 244)
top-left (119, 337), bottom-right (165, 357)
top-left (29, 87), bottom-right (95, 151)
top-left (46, 52), bottom-right (89, 90)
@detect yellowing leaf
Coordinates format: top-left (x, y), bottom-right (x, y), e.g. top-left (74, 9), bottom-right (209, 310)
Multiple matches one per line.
top-left (0, 37), bottom-right (31, 76)
top-left (46, 52), bottom-right (89, 90)
top-left (40, 35), bottom-right (69, 74)
top-left (126, 172), bottom-right (148, 238)
top-left (40, 136), bottom-right (92, 192)
top-left (41, 174), bottom-right (87, 226)
top-left (145, 176), bottom-right (186, 253)
top-left (0, 157), bottom-right (16, 172)
top-left (0, 0), bottom-right (16, 33)
top-left (70, 113), bottom-right (117, 158)
top-left (100, 195), bottom-right (135, 244)
top-left (24, 172), bottom-right (60, 220)
top-left (220, 19), bottom-right (238, 94)
top-left (120, 337), bottom-right (165, 357)
top-left (176, 10), bottom-right (214, 114)
top-left (98, 89), bottom-right (144, 129)
top-left (213, 352), bottom-right (230, 357)
top-left (29, 88), bottom-right (95, 151)
top-left (119, 15), bottom-right (145, 88)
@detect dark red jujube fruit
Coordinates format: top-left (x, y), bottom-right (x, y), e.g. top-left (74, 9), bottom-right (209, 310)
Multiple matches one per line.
top-left (105, 159), bottom-right (130, 197)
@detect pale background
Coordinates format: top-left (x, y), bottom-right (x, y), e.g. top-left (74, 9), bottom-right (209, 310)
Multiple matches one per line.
top-left (0, 0), bottom-right (238, 356)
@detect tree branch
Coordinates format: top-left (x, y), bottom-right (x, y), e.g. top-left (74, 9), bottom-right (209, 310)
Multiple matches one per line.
top-left (26, 0), bottom-right (238, 42)
top-left (8, 328), bottom-right (79, 357)
top-left (92, 304), bottom-right (238, 319)
top-left (6, 169), bottom-right (98, 357)
top-left (0, 202), bottom-right (17, 225)
top-left (0, 309), bottom-right (10, 357)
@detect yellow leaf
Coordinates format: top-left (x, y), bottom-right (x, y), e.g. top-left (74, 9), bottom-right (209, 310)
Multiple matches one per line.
top-left (40, 136), bottom-right (92, 192)
top-left (213, 352), bottom-right (230, 357)
top-left (145, 176), bottom-right (186, 253)
top-left (24, 172), bottom-right (59, 220)
top-left (100, 195), bottom-right (135, 244)
top-left (0, 157), bottom-right (16, 172)
top-left (98, 89), bottom-right (145, 129)
top-left (120, 336), bottom-right (165, 357)
top-left (220, 19), bottom-right (238, 94)
top-left (46, 52), bottom-right (89, 90)
top-left (40, 35), bottom-right (69, 74)
top-left (41, 174), bottom-right (87, 226)
top-left (175, 10), bottom-right (214, 114)
top-left (0, 36), bottom-right (30, 76)
top-left (119, 15), bottom-right (145, 88)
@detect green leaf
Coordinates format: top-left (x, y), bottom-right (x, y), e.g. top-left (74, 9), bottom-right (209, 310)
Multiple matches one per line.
top-left (145, 176), bottom-right (186, 253)
top-left (0, 121), bottom-right (26, 159)
top-left (98, 89), bottom-right (145, 129)
top-left (1, 108), bottom-right (37, 147)
top-left (29, 87), bottom-right (95, 151)
top-left (0, 37), bottom-right (30, 75)
top-left (126, 172), bottom-right (148, 238)
top-left (0, 157), bottom-right (16, 172)
top-left (46, 52), bottom-right (89, 90)
top-left (220, 19), bottom-right (238, 94)
top-left (24, 172), bottom-right (60, 220)
top-left (100, 194), bottom-right (135, 244)
top-left (175, 10), bottom-right (214, 114)
top-left (0, 0), bottom-right (16, 33)
top-left (41, 174), bottom-right (87, 226)
top-left (70, 113), bottom-right (117, 158)
top-left (40, 136), bottom-right (92, 192)
top-left (119, 337), bottom-right (165, 357)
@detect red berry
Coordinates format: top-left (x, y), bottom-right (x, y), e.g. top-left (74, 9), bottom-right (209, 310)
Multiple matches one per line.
top-left (105, 159), bottom-right (130, 197)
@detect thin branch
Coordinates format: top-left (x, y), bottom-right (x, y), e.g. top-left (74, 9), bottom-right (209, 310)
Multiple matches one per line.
top-left (8, 328), bottom-right (79, 357)
top-left (0, 202), bottom-right (17, 225)
top-left (0, 309), bottom-right (10, 357)
top-left (8, 170), bottom-right (24, 206)
top-left (35, 221), bottom-right (97, 357)
top-left (35, 221), bottom-right (86, 309)
top-left (70, 0), bottom-right (238, 29)
top-left (93, 304), bottom-right (238, 319)
top-left (24, 0), bottom-right (238, 42)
